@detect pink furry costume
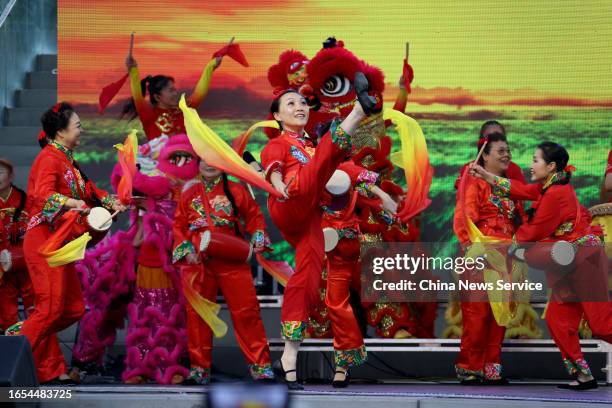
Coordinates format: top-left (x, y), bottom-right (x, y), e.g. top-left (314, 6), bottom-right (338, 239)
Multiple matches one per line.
top-left (72, 134), bottom-right (198, 384)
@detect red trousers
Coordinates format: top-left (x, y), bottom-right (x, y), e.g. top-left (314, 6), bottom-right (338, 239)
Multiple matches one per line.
top-left (268, 134), bottom-right (347, 339)
top-left (20, 225), bottom-right (86, 382)
top-left (456, 302), bottom-right (505, 379)
top-left (325, 238), bottom-right (366, 368)
top-left (181, 260), bottom-right (271, 375)
top-left (0, 260), bottom-right (34, 331)
top-left (546, 301), bottom-right (612, 375)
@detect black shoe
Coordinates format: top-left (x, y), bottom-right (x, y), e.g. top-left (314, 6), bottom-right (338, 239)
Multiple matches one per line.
top-left (483, 377), bottom-right (509, 385)
top-left (353, 72), bottom-right (380, 115)
top-left (332, 370), bottom-right (350, 388)
top-left (558, 378), bottom-right (598, 390)
top-left (272, 360), bottom-right (303, 390)
top-left (460, 377), bottom-right (482, 386)
top-left (182, 378), bottom-right (200, 386)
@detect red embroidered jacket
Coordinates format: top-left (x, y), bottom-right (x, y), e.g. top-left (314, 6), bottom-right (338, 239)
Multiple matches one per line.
top-left (26, 141), bottom-right (112, 230)
top-left (260, 119), bottom-right (350, 195)
top-left (172, 176), bottom-right (269, 263)
top-left (455, 161), bottom-right (524, 190)
top-left (453, 176), bottom-right (523, 245)
top-left (497, 178), bottom-right (597, 243)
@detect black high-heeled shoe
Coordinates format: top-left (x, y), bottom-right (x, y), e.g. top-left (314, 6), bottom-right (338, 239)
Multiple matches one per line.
top-left (353, 72), bottom-right (380, 116)
top-left (558, 378), bottom-right (598, 390)
top-left (332, 370), bottom-right (350, 388)
top-left (272, 360), bottom-right (304, 390)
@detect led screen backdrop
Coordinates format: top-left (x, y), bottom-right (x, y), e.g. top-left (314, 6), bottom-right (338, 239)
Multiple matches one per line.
top-left (58, 0), bottom-right (612, 253)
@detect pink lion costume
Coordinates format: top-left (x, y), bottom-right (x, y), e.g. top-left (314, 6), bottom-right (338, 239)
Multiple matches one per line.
top-left (72, 134), bottom-right (199, 384)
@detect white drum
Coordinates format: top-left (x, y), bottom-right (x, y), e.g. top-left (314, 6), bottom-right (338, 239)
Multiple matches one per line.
top-left (0, 249), bottom-right (11, 273)
top-left (550, 240), bottom-right (576, 266)
top-left (87, 207), bottom-right (113, 232)
top-left (325, 170), bottom-right (351, 196)
top-left (323, 227), bottom-right (339, 252)
top-left (0, 247), bottom-right (25, 273)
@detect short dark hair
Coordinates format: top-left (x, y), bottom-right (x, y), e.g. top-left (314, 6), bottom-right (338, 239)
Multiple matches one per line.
top-left (40, 102), bottom-right (76, 148)
top-left (121, 74), bottom-right (175, 120)
top-left (537, 141), bottom-right (570, 176)
top-left (479, 120), bottom-right (506, 138)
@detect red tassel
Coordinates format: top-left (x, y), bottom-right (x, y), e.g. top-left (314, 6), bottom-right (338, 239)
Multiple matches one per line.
top-left (98, 73), bottom-right (129, 114)
top-left (477, 136), bottom-right (488, 148)
top-left (51, 103), bottom-right (61, 113)
top-left (402, 59), bottom-right (414, 93)
top-left (38, 130), bottom-right (46, 142)
top-left (213, 43), bottom-right (249, 67)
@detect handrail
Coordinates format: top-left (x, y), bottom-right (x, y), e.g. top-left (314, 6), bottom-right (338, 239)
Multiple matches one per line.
top-left (0, 0), bottom-right (17, 29)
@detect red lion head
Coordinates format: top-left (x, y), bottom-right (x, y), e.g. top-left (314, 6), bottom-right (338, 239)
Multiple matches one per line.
top-left (302, 37), bottom-right (385, 129)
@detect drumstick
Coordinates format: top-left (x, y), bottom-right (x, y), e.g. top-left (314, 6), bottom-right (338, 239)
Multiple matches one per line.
top-left (98, 209), bottom-right (120, 229)
top-left (128, 32), bottom-right (135, 58)
top-left (474, 140), bottom-right (488, 166)
top-left (405, 42), bottom-right (410, 61)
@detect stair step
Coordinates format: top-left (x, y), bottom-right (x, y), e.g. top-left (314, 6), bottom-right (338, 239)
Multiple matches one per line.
top-left (26, 71), bottom-right (57, 89)
top-left (15, 89), bottom-right (57, 108)
top-left (0, 126), bottom-right (41, 145)
top-left (36, 54), bottom-right (57, 72)
top-left (4, 107), bottom-right (47, 127)
top-left (0, 146), bottom-right (39, 166)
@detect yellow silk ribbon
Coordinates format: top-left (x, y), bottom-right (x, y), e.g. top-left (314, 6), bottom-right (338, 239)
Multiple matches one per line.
top-left (179, 95), bottom-right (282, 198)
top-left (45, 233), bottom-right (92, 267)
top-left (182, 266), bottom-right (228, 338)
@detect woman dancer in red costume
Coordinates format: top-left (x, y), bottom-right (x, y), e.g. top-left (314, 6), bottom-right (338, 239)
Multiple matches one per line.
top-left (321, 160), bottom-right (394, 387)
top-left (6, 103), bottom-right (125, 384)
top-left (124, 52), bottom-right (222, 141)
top-left (453, 132), bottom-right (523, 384)
top-left (260, 89), bottom-right (370, 389)
top-left (0, 159), bottom-right (33, 332)
top-left (173, 160), bottom-right (274, 384)
top-left (471, 141), bottom-right (612, 390)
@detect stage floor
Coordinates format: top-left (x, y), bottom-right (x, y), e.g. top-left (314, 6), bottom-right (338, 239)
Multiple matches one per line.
top-left (27, 382), bottom-right (612, 408)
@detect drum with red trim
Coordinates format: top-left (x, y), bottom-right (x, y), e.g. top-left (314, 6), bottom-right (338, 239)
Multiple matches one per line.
top-left (199, 230), bottom-right (253, 263)
top-left (0, 247), bottom-right (26, 273)
top-left (514, 241), bottom-right (575, 270)
top-left (71, 207), bottom-right (113, 247)
top-left (325, 170), bottom-right (351, 211)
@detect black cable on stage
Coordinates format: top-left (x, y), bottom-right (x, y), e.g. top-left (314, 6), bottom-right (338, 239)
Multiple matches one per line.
top-left (368, 351), bottom-right (413, 378)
